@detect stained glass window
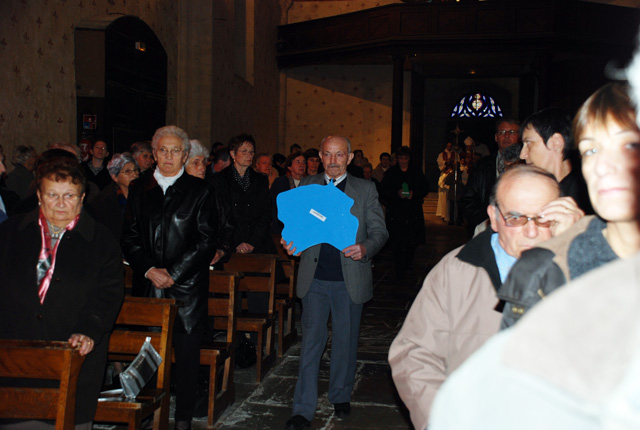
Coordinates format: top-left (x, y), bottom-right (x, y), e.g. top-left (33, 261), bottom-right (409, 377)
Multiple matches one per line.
top-left (451, 93), bottom-right (503, 118)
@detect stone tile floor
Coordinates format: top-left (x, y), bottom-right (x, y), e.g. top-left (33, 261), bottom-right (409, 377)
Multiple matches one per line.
top-left (96, 196), bottom-right (470, 430)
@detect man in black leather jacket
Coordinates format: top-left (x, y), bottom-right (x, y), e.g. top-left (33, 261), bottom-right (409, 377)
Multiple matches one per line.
top-left (462, 117), bottom-right (520, 230)
top-left (122, 125), bottom-right (231, 430)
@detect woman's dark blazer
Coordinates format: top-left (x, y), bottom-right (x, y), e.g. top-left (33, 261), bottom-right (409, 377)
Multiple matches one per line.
top-left (122, 170), bottom-right (226, 334)
top-left (212, 165), bottom-right (275, 253)
top-left (0, 209), bottom-right (124, 424)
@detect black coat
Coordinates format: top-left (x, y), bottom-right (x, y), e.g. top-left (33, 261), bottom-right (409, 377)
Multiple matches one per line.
top-left (85, 182), bottom-right (127, 241)
top-left (212, 165), bottom-right (275, 254)
top-left (462, 153), bottom-right (497, 228)
top-left (122, 170), bottom-right (228, 333)
top-left (381, 165), bottom-right (428, 245)
top-left (0, 209), bottom-right (124, 424)
top-left (82, 161), bottom-right (112, 190)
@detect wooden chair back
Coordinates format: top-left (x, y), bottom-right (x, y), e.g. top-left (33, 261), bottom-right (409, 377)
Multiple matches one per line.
top-left (208, 270), bottom-right (240, 345)
top-left (0, 339), bottom-right (85, 430)
top-left (224, 253), bottom-right (278, 315)
top-left (94, 297), bottom-right (178, 430)
top-left (108, 297), bottom-right (177, 394)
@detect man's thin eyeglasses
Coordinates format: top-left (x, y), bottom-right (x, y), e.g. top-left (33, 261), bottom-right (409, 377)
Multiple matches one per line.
top-left (495, 204), bottom-right (552, 228)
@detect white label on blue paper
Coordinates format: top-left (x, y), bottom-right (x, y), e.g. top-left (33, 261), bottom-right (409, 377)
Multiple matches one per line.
top-left (309, 208), bottom-right (326, 222)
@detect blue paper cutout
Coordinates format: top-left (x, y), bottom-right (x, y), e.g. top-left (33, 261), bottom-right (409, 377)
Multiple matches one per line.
top-left (277, 184), bottom-right (359, 253)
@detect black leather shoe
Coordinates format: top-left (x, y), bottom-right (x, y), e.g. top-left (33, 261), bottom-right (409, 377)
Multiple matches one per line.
top-left (334, 402), bottom-right (351, 418)
top-left (286, 415), bottom-right (311, 430)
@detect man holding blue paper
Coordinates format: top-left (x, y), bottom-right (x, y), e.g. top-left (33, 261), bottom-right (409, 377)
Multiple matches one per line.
top-left (283, 135), bottom-right (388, 430)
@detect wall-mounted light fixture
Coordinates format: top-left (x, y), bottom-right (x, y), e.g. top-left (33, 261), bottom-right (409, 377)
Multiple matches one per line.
top-left (135, 41), bottom-right (146, 52)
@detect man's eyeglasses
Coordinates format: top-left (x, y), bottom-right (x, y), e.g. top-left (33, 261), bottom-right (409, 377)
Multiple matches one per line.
top-left (497, 130), bottom-right (519, 137)
top-left (495, 204), bottom-right (552, 228)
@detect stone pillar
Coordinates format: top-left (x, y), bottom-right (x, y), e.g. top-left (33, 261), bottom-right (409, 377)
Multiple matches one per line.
top-left (391, 54), bottom-right (405, 155)
top-left (176, 0), bottom-right (214, 146)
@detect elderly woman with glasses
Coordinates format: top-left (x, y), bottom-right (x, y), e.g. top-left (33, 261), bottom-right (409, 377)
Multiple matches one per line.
top-left (0, 155), bottom-right (124, 429)
top-left (122, 125), bottom-right (231, 430)
top-left (86, 152), bottom-right (139, 240)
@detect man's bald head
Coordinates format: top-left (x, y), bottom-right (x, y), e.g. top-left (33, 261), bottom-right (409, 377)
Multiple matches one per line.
top-left (488, 165), bottom-right (560, 258)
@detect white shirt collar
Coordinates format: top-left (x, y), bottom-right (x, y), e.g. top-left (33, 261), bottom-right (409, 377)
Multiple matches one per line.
top-left (154, 166), bottom-right (184, 194)
top-left (324, 172), bottom-right (347, 186)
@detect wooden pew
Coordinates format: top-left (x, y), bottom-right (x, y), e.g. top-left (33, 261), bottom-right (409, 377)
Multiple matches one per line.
top-left (222, 254), bottom-right (277, 382)
top-left (0, 339), bottom-right (85, 430)
top-left (275, 258), bottom-right (298, 357)
top-left (199, 270), bottom-right (239, 428)
top-left (94, 297), bottom-right (178, 430)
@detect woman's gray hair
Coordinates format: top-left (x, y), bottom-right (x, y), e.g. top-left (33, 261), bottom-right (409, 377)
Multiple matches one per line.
top-left (130, 141), bottom-right (152, 156)
top-left (151, 125), bottom-right (190, 154)
top-left (107, 152), bottom-right (137, 176)
top-left (12, 145), bottom-right (36, 166)
top-left (187, 140), bottom-right (208, 163)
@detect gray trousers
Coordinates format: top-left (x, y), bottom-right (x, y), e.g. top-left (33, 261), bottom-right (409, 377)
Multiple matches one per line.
top-left (292, 278), bottom-right (363, 420)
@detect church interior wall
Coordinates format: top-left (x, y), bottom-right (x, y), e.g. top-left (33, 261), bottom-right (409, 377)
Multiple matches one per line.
top-left (0, 0), bottom-right (179, 163)
top-left (283, 65), bottom-right (411, 161)
top-left (0, 0), bottom-right (281, 168)
top-left (210, 0), bottom-right (281, 153)
top-left (287, 0), bottom-right (402, 24)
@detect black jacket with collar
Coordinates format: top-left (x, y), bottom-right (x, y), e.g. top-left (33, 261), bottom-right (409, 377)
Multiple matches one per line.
top-left (462, 153), bottom-right (497, 229)
top-left (122, 169), bottom-right (230, 333)
top-left (211, 165), bottom-right (275, 254)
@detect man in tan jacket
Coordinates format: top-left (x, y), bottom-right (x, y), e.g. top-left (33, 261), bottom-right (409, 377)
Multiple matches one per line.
top-left (388, 165), bottom-right (583, 430)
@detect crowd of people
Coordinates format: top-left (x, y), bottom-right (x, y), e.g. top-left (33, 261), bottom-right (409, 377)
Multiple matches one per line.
top-left (1, 75), bottom-right (639, 430)
top-left (0, 128), bottom-right (397, 430)
top-left (390, 81), bottom-right (640, 430)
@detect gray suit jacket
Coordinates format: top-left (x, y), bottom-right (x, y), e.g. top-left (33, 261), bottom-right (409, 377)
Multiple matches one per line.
top-left (296, 173), bottom-right (388, 304)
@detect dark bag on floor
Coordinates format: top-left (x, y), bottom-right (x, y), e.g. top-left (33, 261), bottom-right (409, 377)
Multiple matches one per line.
top-left (235, 337), bottom-right (257, 368)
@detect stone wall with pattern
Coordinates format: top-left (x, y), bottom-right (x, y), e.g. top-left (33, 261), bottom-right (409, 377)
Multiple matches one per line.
top-left (282, 0), bottom-right (408, 160)
top-left (283, 65), bottom-right (411, 160)
top-left (288, 0), bottom-right (401, 23)
top-left (0, 0), bottom-right (281, 167)
top-left (0, 0), bottom-right (179, 161)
